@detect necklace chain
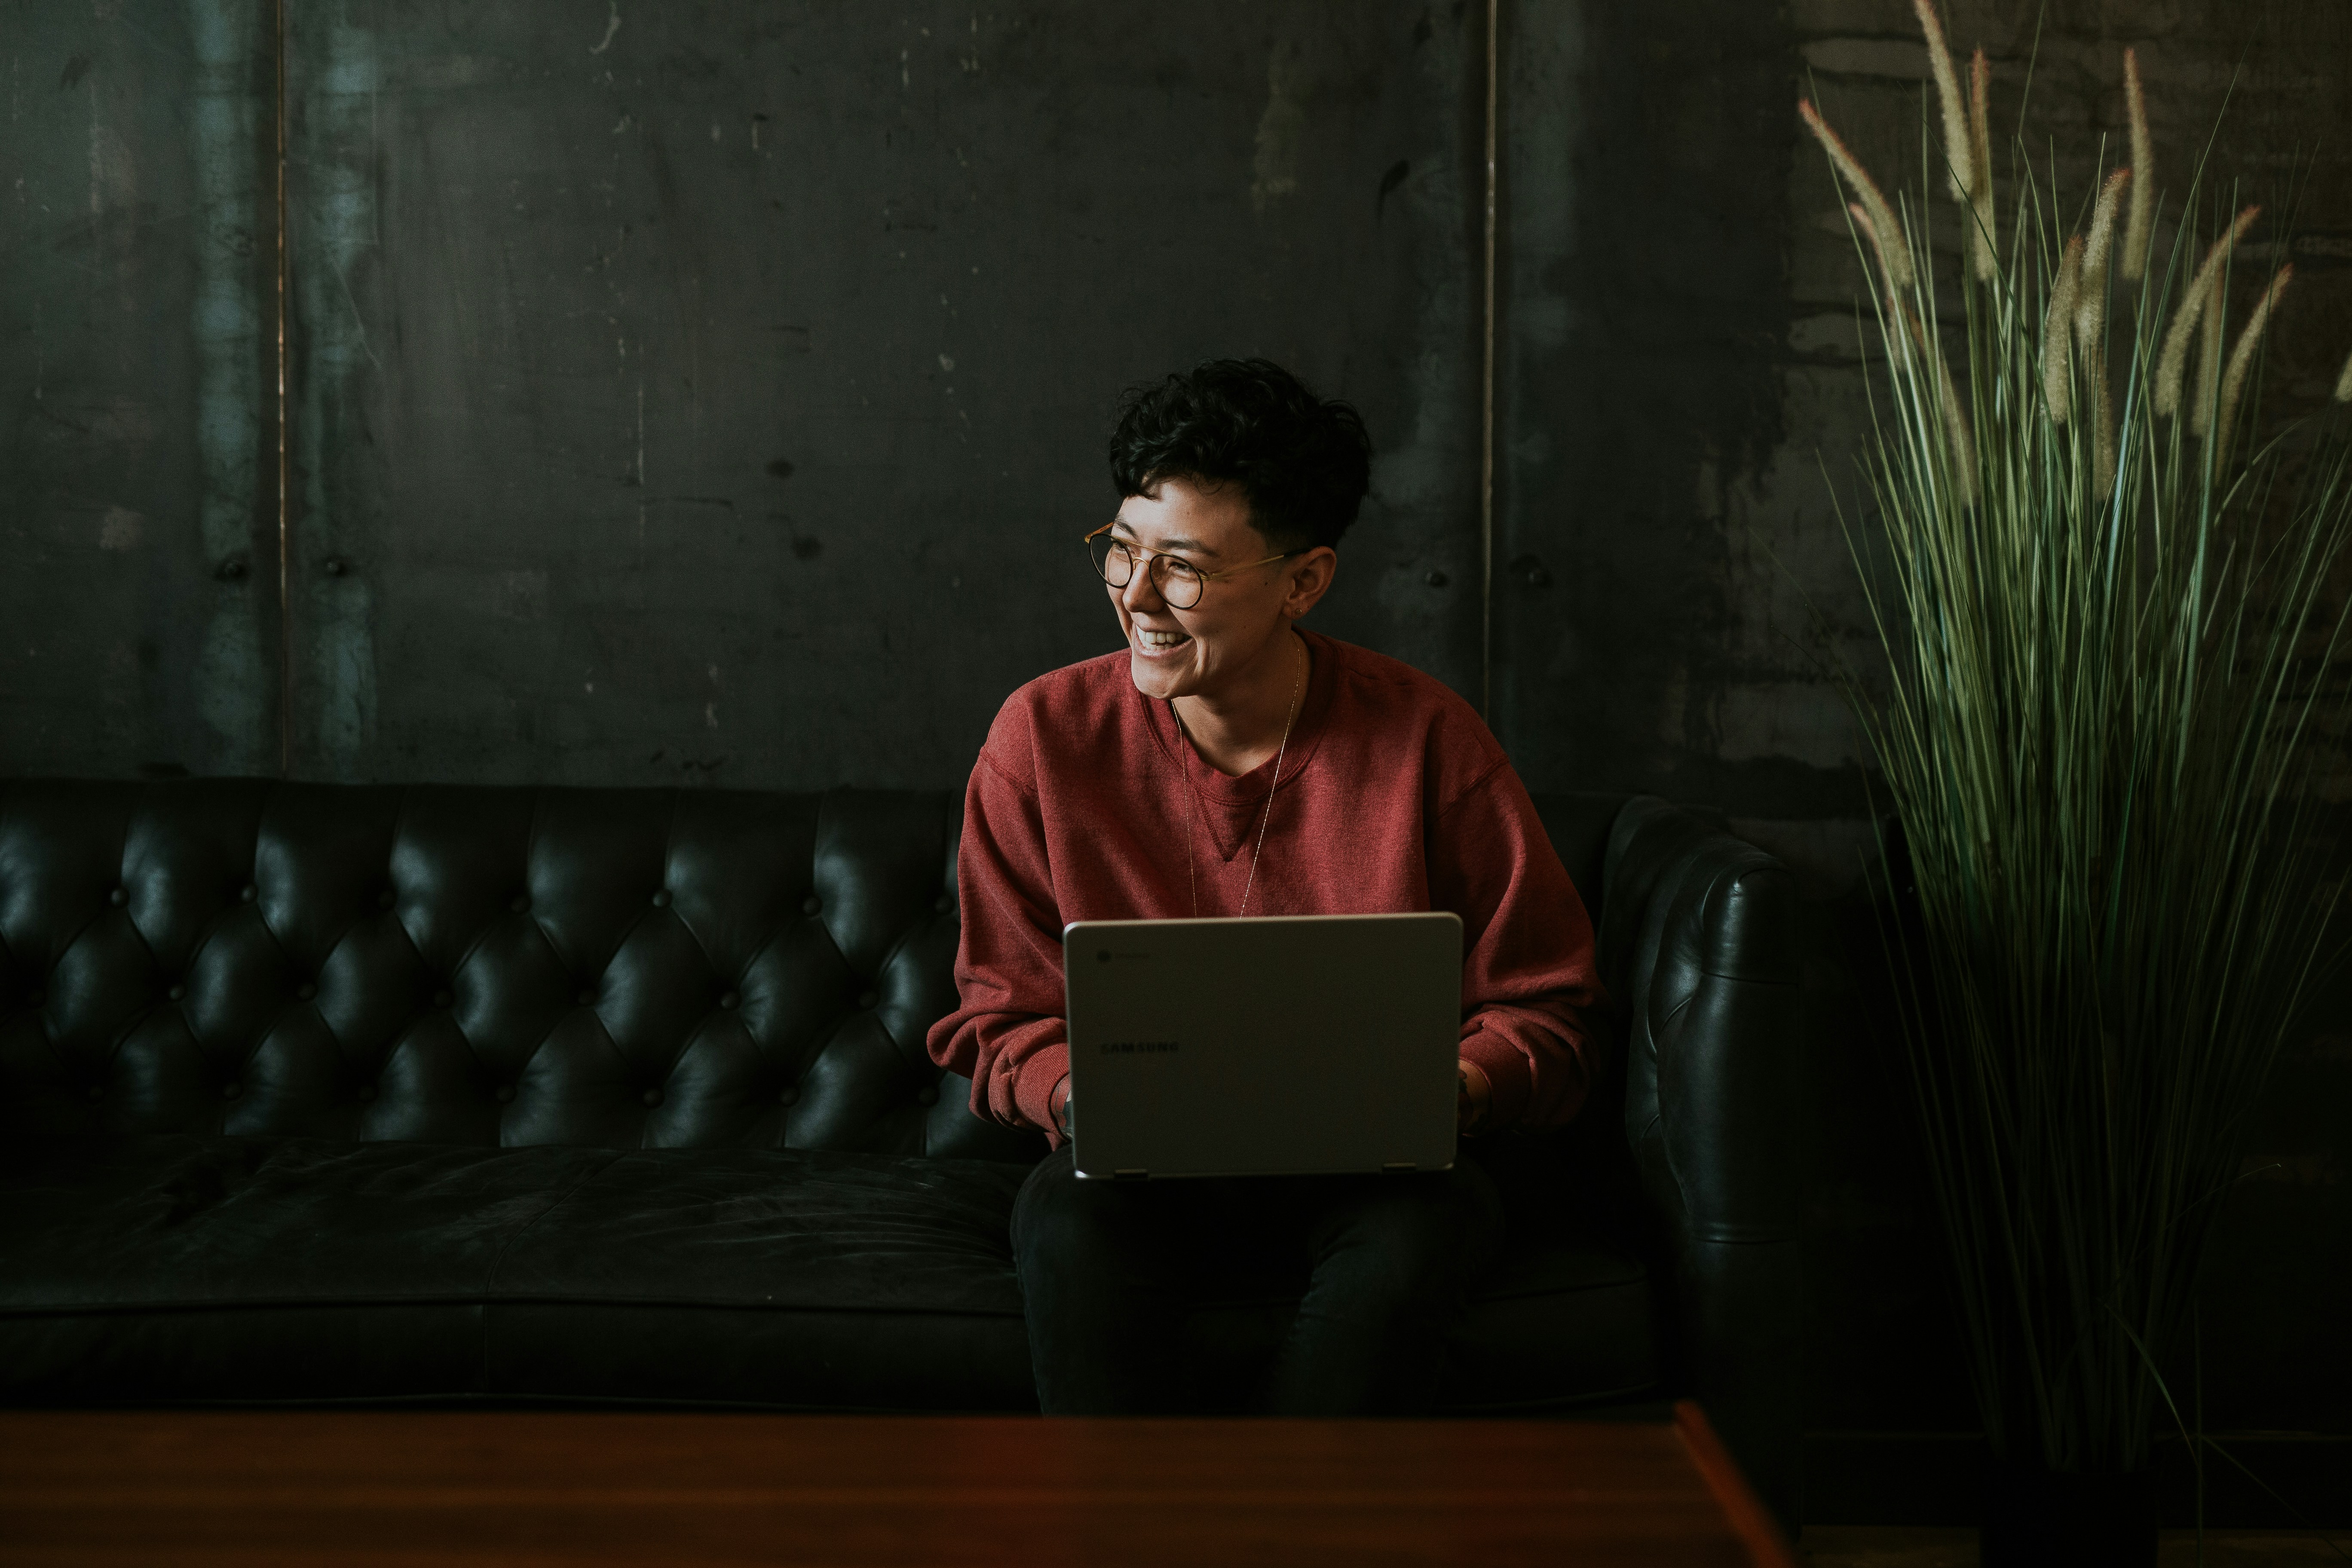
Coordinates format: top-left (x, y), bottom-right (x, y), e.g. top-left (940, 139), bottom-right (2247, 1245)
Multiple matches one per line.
top-left (1175, 635), bottom-right (1305, 919)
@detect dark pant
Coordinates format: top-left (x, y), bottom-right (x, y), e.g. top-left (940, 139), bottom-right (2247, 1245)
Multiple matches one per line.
top-left (1011, 1145), bottom-right (1505, 1415)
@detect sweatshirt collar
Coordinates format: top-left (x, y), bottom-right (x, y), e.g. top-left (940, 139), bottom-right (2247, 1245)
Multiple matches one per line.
top-left (1139, 628), bottom-right (1339, 805)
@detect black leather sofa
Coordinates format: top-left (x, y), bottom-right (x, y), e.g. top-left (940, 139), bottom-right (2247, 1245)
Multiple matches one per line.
top-left (0, 779), bottom-right (1804, 1519)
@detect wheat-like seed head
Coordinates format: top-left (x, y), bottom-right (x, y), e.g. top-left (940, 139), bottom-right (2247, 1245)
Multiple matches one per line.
top-left (2214, 266), bottom-right (2291, 459)
top-left (1802, 100), bottom-right (1914, 289)
top-left (1914, 0), bottom-right (1973, 202)
top-left (2076, 168), bottom-right (2132, 353)
top-left (2044, 236), bottom-right (2084, 425)
top-left (2094, 363), bottom-right (2117, 503)
top-left (1850, 202), bottom-right (1893, 288)
top-left (1937, 347), bottom-right (1978, 508)
top-left (2122, 50), bottom-right (2156, 282)
top-left (2336, 347), bottom-right (2352, 404)
top-left (2156, 205), bottom-right (2260, 419)
top-left (1967, 49), bottom-right (1996, 282)
top-left (2192, 269), bottom-right (2228, 438)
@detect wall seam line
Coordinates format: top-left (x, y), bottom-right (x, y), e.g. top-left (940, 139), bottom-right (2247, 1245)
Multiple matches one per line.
top-left (274, 0), bottom-right (291, 779)
top-left (1480, 0), bottom-right (1499, 723)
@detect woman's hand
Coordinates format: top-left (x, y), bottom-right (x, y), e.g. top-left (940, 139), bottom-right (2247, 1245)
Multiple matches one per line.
top-left (1456, 1059), bottom-right (1492, 1134)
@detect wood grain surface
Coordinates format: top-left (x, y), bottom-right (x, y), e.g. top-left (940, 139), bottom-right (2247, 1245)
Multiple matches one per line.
top-left (0, 1405), bottom-right (1792, 1566)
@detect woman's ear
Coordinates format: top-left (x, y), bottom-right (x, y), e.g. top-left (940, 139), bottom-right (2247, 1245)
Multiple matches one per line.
top-left (1283, 547), bottom-right (1339, 620)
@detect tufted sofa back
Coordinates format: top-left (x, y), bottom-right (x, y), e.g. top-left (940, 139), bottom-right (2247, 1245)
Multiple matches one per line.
top-left (0, 781), bottom-right (1043, 1162)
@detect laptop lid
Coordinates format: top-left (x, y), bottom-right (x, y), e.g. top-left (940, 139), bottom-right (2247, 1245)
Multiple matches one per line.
top-left (1063, 912), bottom-right (1463, 1180)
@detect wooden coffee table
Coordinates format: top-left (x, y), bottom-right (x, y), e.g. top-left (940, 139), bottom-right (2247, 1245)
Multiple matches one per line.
top-left (0, 1399), bottom-right (1793, 1566)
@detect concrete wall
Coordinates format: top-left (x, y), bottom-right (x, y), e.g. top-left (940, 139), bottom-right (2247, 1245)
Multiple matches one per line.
top-left (0, 0), bottom-right (280, 779)
top-left (278, 0), bottom-right (1486, 787)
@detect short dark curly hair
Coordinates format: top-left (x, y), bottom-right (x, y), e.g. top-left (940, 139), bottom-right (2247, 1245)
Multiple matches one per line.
top-left (1107, 358), bottom-right (1372, 552)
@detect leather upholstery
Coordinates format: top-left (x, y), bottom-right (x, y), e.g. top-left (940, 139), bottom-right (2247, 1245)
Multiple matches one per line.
top-left (0, 780), bottom-right (1039, 1163)
top-left (1599, 794), bottom-right (1807, 1526)
top-left (0, 1130), bottom-right (1654, 1416)
top-left (0, 1133), bottom-right (1036, 1410)
top-left (0, 778), bottom-right (1800, 1518)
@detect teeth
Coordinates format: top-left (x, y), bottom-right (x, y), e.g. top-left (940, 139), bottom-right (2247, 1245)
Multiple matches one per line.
top-left (1141, 630), bottom-right (1190, 649)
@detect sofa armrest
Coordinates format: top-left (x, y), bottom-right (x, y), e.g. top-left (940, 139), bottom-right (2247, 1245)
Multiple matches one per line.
top-left (1600, 796), bottom-right (1806, 1529)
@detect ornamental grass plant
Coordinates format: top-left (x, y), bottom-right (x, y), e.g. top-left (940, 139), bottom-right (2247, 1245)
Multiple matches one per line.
top-left (1803, 3), bottom-right (2352, 1486)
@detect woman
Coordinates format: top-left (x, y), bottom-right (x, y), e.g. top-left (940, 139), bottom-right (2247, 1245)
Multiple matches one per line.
top-left (928, 358), bottom-right (1603, 1414)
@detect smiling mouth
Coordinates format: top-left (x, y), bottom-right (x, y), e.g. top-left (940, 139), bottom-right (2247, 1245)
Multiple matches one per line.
top-left (1136, 628), bottom-right (1192, 652)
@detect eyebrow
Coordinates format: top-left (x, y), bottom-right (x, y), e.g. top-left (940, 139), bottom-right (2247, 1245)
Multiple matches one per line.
top-left (1110, 521), bottom-right (1221, 558)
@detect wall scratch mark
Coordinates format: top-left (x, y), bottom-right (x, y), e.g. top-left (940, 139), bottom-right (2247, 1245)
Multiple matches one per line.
top-left (1250, 41), bottom-right (1304, 214)
top-left (588, 1), bottom-right (620, 56)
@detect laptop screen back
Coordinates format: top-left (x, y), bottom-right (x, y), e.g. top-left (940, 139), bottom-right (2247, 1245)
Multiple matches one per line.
top-left (1063, 912), bottom-right (1462, 1179)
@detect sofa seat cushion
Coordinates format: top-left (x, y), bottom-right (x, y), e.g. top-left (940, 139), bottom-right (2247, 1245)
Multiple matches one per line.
top-left (0, 1136), bottom-right (1033, 1410)
top-left (1, 1136), bottom-right (1657, 1414)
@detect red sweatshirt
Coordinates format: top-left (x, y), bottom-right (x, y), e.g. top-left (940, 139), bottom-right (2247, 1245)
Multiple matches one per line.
top-left (925, 630), bottom-right (1605, 1146)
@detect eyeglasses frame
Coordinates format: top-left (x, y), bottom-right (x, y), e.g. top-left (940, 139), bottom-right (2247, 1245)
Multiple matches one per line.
top-left (1082, 523), bottom-right (1303, 609)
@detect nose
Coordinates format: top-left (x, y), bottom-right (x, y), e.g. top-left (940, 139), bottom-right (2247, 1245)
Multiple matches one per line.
top-left (1118, 556), bottom-right (1168, 615)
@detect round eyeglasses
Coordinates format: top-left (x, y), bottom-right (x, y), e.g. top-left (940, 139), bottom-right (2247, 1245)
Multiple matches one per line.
top-left (1084, 524), bottom-right (1299, 611)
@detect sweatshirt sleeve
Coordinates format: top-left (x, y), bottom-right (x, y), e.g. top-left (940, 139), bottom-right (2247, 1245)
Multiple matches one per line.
top-left (1429, 760), bottom-right (1609, 1132)
top-left (924, 724), bottom-right (1073, 1146)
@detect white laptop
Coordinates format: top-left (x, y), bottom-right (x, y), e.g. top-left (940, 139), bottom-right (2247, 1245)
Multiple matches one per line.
top-left (1062, 912), bottom-right (1464, 1180)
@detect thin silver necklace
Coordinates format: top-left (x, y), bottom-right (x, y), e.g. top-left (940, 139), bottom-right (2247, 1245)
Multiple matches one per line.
top-left (1172, 634), bottom-right (1305, 919)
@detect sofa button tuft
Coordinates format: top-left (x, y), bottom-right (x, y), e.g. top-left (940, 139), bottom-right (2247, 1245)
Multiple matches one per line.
top-left (510, 893), bottom-right (531, 913)
top-left (934, 893), bottom-right (952, 913)
top-left (377, 889), bottom-right (395, 911)
top-left (858, 990), bottom-right (879, 1010)
top-left (576, 989), bottom-right (595, 1006)
top-left (494, 1084), bottom-right (515, 1104)
top-left (85, 1084), bottom-right (103, 1102)
top-left (240, 884), bottom-right (257, 903)
top-left (109, 887), bottom-right (127, 907)
top-left (28, 990), bottom-right (45, 1008)
top-left (650, 889), bottom-right (672, 909)
top-left (434, 989), bottom-right (454, 1008)
top-left (916, 1085), bottom-right (938, 1107)
top-left (221, 1082), bottom-right (242, 1101)
top-left (720, 990), bottom-right (740, 1010)
top-left (642, 1087), bottom-right (663, 1108)
top-left (296, 982), bottom-right (317, 1001)
top-left (802, 895), bottom-right (822, 917)
top-left (358, 1084), bottom-right (377, 1103)
top-left (778, 1085), bottom-right (799, 1107)
top-left (168, 983), bottom-right (186, 1001)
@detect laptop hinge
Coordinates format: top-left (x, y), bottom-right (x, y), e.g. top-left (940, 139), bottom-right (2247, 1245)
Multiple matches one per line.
top-left (1113, 1169), bottom-right (1149, 1181)
top-left (1381, 1161), bottom-right (1418, 1173)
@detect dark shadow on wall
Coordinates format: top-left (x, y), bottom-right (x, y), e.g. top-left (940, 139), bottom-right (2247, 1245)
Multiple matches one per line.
top-left (1493, 0), bottom-right (1833, 820)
